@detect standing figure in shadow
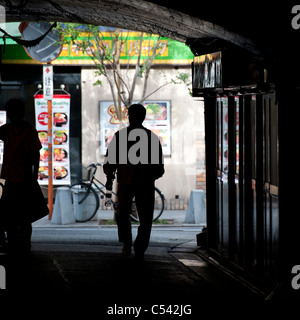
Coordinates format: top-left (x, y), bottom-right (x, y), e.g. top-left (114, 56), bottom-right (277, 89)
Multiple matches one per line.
top-left (0, 99), bottom-right (42, 255)
top-left (103, 103), bottom-right (164, 261)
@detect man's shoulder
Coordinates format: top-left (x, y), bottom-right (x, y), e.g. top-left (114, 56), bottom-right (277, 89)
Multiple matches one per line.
top-left (22, 121), bottom-right (38, 134)
top-left (24, 121), bottom-right (35, 128)
top-left (0, 123), bottom-right (8, 138)
top-left (0, 122), bottom-right (11, 129)
top-left (0, 123), bottom-right (11, 133)
top-left (117, 126), bottom-right (159, 140)
top-left (0, 123), bottom-right (10, 129)
top-left (133, 126), bottom-right (152, 135)
top-left (118, 127), bottom-right (128, 134)
top-left (143, 126), bottom-right (152, 134)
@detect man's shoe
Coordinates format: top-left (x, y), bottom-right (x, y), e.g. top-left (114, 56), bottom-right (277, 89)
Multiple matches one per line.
top-left (122, 243), bottom-right (132, 256)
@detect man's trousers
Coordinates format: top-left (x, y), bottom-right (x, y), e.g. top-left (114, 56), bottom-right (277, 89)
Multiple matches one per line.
top-left (116, 182), bottom-right (155, 255)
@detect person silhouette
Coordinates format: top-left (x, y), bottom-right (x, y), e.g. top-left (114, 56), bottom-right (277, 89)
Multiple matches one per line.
top-left (0, 98), bottom-right (42, 255)
top-left (103, 103), bottom-right (164, 260)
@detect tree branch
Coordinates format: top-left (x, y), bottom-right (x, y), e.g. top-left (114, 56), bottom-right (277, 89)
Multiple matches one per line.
top-left (141, 36), bottom-right (161, 101)
top-left (140, 81), bottom-right (171, 103)
top-left (128, 32), bottom-right (143, 106)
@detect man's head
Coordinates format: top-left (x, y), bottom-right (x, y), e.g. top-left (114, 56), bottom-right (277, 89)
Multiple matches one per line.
top-left (128, 104), bottom-right (146, 126)
top-left (4, 99), bottom-right (25, 124)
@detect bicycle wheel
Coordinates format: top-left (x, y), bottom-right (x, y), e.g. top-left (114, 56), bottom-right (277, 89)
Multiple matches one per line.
top-left (130, 187), bottom-right (165, 222)
top-left (70, 182), bottom-right (99, 222)
top-left (153, 187), bottom-right (165, 221)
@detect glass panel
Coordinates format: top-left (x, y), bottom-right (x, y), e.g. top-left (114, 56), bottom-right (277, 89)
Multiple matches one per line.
top-left (270, 100), bottom-right (278, 186)
top-left (222, 97), bottom-right (228, 173)
top-left (250, 95), bottom-right (256, 179)
top-left (235, 96), bottom-right (240, 174)
top-left (217, 97), bottom-right (222, 170)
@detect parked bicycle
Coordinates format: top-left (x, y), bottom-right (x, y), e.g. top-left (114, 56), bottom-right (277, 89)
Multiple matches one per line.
top-left (70, 163), bottom-right (165, 223)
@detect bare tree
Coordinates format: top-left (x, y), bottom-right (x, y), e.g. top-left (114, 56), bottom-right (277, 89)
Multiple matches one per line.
top-left (57, 24), bottom-right (177, 123)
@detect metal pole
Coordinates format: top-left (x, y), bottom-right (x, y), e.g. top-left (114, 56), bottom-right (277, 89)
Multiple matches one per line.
top-left (43, 62), bottom-right (54, 219)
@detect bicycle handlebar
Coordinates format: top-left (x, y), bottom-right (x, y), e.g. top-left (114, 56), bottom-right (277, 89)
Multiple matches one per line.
top-left (88, 162), bottom-right (114, 183)
top-left (89, 162), bottom-right (103, 168)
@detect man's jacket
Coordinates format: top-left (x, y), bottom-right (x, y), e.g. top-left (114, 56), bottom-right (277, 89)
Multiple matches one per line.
top-left (103, 125), bottom-right (164, 185)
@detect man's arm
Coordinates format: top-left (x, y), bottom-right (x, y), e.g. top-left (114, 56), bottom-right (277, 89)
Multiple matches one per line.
top-left (0, 124), bottom-right (6, 142)
top-left (31, 127), bottom-right (42, 180)
top-left (155, 141), bottom-right (165, 179)
top-left (150, 132), bottom-right (164, 180)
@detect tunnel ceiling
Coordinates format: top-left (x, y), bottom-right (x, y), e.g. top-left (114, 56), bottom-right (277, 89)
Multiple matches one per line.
top-left (1, 0), bottom-right (295, 62)
top-left (0, 0), bottom-right (268, 56)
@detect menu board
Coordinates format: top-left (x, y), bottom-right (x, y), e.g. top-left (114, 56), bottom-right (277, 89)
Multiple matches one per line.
top-left (35, 94), bottom-right (71, 185)
top-left (100, 101), bottom-right (171, 156)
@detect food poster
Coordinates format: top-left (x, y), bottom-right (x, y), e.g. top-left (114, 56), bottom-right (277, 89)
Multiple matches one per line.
top-left (0, 111), bottom-right (6, 166)
top-left (35, 94), bottom-right (71, 185)
top-left (100, 101), bottom-right (171, 155)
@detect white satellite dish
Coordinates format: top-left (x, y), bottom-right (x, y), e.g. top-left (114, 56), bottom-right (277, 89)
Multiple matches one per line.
top-left (20, 22), bottom-right (62, 63)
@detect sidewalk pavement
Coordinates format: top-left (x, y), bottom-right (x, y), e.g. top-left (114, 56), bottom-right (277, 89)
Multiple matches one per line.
top-left (32, 209), bottom-right (206, 228)
top-left (0, 237), bottom-right (265, 312)
top-left (2, 209), bottom-right (288, 314)
top-left (0, 210), bottom-right (293, 315)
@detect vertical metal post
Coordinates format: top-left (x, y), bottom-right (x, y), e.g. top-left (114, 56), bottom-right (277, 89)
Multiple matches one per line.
top-left (43, 63), bottom-right (54, 219)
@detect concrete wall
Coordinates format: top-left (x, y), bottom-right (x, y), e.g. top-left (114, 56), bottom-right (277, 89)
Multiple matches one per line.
top-left (81, 66), bottom-right (204, 207)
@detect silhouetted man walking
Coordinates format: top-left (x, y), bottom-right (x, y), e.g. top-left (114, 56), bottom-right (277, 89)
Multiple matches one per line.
top-left (103, 104), bottom-right (164, 260)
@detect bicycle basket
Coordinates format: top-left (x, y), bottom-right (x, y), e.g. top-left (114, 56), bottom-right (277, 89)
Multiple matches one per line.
top-left (81, 164), bottom-right (97, 182)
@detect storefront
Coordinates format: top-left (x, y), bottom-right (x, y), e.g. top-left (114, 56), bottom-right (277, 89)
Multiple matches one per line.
top-left (0, 24), bottom-right (205, 207)
top-left (192, 48), bottom-right (280, 290)
top-left (0, 64), bottom-right (82, 185)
